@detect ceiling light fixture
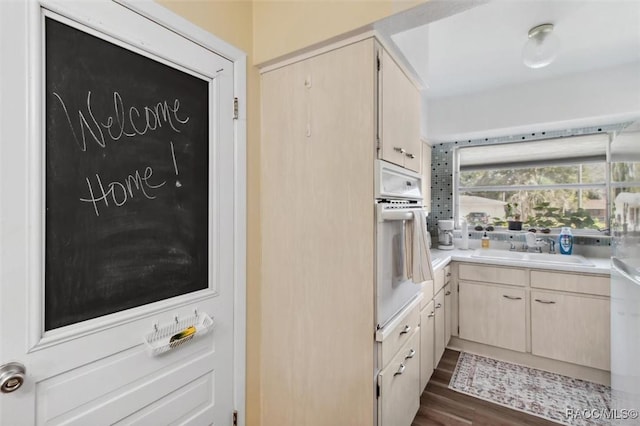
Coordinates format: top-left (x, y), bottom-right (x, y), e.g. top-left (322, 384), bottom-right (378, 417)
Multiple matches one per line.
top-left (522, 23), bottom-right (560, 69)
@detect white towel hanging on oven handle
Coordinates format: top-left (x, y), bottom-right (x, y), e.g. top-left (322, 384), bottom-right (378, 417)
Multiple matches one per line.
top-left (410, 209), bottom-right (434, 283)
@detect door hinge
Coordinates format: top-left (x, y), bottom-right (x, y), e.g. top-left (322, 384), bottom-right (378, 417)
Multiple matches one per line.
top-left (233, 410), bottom-right (238, 426)
top-left (377, 55), bottom-right (380, 71)
top-left (376, 381), bottom-right (381, 399)
top-left (233, 97), bottom-right (239, 120)
top-left (457, 325), bottom-right (460, 334)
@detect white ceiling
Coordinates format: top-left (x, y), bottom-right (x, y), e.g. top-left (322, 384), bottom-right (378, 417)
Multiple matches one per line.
top-left (391, 0), bottom-right (640, 99)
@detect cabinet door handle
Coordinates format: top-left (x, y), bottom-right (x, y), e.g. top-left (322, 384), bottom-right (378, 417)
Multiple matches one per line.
top-left (446, 272), bottom-right (451, 277)
top-left (394, 363), bottom-right (406, 376)
top-left (400, 324), bottom-right (411, 335)
top-left (534, 299), bottom-right (556, 304)
top-left (435, 303), bottom-right (442, 309)
top-left (405, 153), bottom-right (415, 159)
top-left (405, 348), bottom-right (416, 359)
top-left (427, 312), bottom-right (435, 318)
top-left (502, 295), bottom-right (522, 300)
top-left (394, 147), bottom-right (406, 154)
top-left (445, 291), bottom-right (451, 296)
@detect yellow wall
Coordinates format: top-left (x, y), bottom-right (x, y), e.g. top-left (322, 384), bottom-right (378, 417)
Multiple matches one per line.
top-left (253, 0), bottom-right (423, 64)
top-left (160, 1), bottom-right (253, 53)
top-left (155, 1), bottom-right (421, 425)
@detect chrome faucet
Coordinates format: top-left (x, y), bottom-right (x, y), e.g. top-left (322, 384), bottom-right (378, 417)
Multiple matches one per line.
top-left (525, 231), bottom-right (547, 253)
top-left (530, 244), bottom-right (544, 253)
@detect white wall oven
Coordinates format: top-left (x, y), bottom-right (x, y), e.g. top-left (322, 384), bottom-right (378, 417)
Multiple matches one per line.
top-left (375, 160), bottom-right (426, 329)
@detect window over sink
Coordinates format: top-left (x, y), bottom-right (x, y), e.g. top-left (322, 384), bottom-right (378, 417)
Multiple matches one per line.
top-left (453, 133), bottom-right (630, 234)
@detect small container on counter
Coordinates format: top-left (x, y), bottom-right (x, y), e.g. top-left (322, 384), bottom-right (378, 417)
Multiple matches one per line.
top-left (481, 232), bottom-right (490, 249)
top-left (460, 220), bottom-right (469, 250)
top-left (559, 227), bottom-right (573, 255)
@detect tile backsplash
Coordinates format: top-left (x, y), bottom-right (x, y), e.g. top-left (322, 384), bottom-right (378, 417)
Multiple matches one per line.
top-left (427, 122), bottom-right (629, 246)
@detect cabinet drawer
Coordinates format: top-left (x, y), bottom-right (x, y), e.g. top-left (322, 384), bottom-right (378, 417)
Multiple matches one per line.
top-left (530, 270), bottom-right (609, 296)
top-left (378, 330), bottom-right (420, 426)
top-left (459, 263), bottom-right (526, 287)
top-left (378, 302), bottom-right (420, 367)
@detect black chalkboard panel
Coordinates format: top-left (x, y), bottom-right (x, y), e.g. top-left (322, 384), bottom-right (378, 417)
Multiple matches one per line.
top-left (45, 17), bottom-right (210, 330)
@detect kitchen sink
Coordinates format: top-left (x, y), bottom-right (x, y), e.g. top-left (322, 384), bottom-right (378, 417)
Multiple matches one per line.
top-left (470, 249), bottom-right (526, 260)
top-left (526, 252), bottom-right (594, 266)
top-left (471, 249), bottom-right (594, 266)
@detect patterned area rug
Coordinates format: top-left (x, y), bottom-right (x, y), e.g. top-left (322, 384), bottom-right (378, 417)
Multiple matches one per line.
top-left (449, 352), bottom-right (611, 425)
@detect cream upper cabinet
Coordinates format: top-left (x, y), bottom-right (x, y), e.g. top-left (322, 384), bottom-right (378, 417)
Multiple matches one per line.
top-left (458, 281), bottom-right (527, 352)
top-left (531, 291), bottom-right (610, 371)
top-left (378, 48), bottom-right (421, 172)
top-left (421, 141), bottom-right (431, 211)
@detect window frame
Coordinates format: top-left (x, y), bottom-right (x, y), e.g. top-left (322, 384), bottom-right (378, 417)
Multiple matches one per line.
top-left (453, 138), bottom-right (612, 235)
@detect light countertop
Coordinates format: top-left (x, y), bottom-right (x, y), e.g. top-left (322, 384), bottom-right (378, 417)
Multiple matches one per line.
top-left (430, 248), bottom-right (611, 275)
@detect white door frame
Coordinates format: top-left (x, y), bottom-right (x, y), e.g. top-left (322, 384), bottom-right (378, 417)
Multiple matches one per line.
top-left (0, 0), bottom-right (247, 423)
top-left (121, 3), bottom-right (249, 422)
top-left (119, 3), bottom-right (248, 422)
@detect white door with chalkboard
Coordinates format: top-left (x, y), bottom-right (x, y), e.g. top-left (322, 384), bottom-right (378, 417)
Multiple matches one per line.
top-left (0, 1), bottom-right (245, 425)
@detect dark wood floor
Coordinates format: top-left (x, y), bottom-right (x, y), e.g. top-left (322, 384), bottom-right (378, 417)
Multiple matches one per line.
top-left (412, 349), bottom-right (559, 426)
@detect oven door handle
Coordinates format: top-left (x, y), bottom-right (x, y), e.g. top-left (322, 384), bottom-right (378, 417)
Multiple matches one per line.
top-left (380, 210), bottom-right (416, 221)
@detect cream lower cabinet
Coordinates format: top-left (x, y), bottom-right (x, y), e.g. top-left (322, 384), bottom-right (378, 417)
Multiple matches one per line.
top-left (431, 264), bottom-right (450, 360)
top-left (420, 265), bottom-right (450, 392)
top-left (434, 288), bottom-right (446, 364)
top-left (531, 291), bottom-right (610, 370)
top-left (377, 300), bottom-right (421, 426)
top-left (458, 281), bottom-right (527, 352)
top-left (444, 283), bottom-right (452, 344)
top-left (455, 263), bottom-right (611, 372)
top-left (419, 300), bottom-right (435, 391)
top-left (378, 329), bottom-right (420, 426)
top-left (530, 270), bottom-right (610, 370)
top-left (443, 265), bottom-right (454, 347)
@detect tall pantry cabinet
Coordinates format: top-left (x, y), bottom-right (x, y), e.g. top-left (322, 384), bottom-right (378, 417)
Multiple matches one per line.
top-left (261, 39), bottom-right (376, 426)
top-left (260, 37), bottom-right (421, 426)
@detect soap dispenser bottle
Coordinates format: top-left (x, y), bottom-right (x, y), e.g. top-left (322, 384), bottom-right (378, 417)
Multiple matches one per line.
top-left (481, 232), bottom-right (490, 249)
top-left (558, 227), bottom-right (573, 255)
